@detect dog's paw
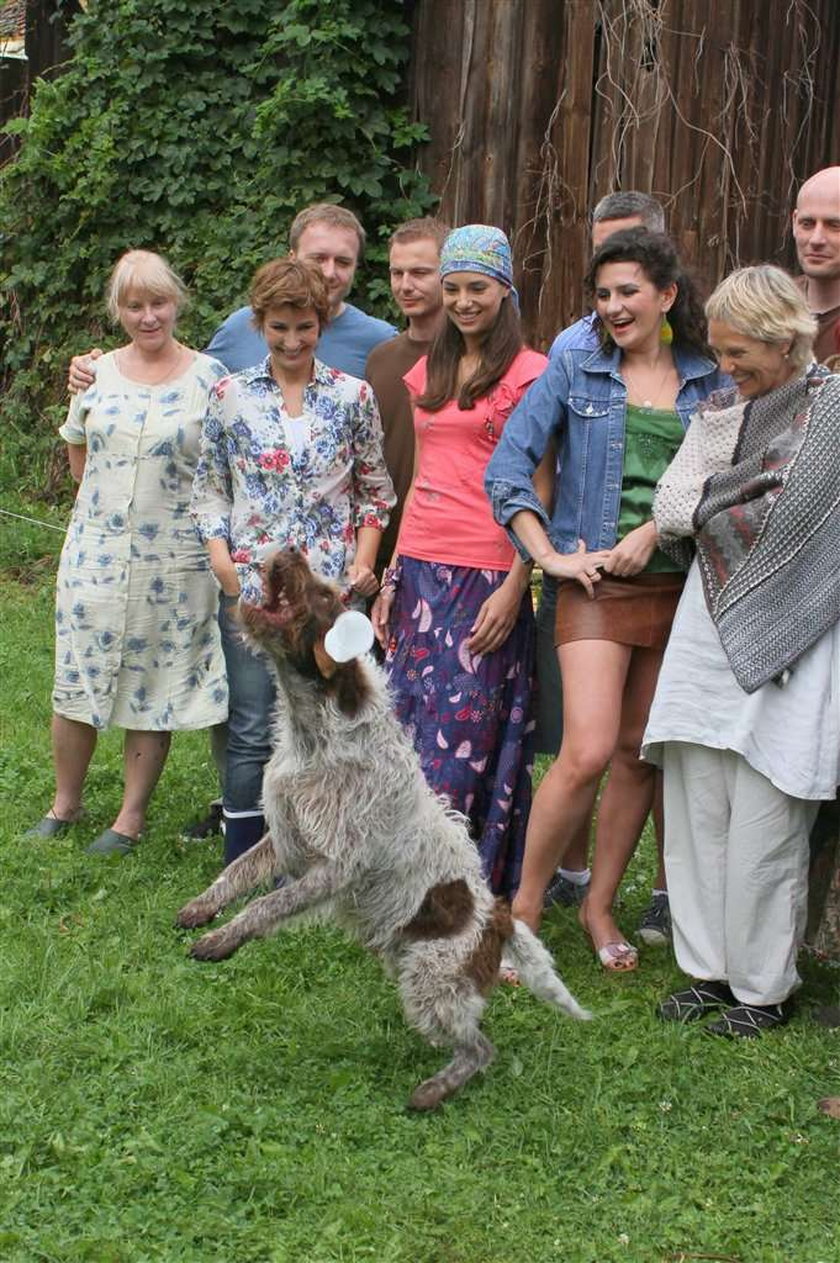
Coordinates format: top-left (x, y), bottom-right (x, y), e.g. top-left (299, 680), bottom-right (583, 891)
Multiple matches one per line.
top-left (175, 897), bottom-right (219, 930)
top-left (407, 1079), bottom-right (448, 1112)
top-left (190, 925), bottom-right (240, 962)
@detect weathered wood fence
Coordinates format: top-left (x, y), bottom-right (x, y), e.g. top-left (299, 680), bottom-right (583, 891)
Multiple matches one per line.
top-left (409, 0), bottom-right (840, 347)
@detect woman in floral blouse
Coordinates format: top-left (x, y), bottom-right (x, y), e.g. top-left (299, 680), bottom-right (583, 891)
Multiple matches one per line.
top-left (371, 225), bottom-right (549, 902)
top-left (191, 258), bottom-right (395, 863)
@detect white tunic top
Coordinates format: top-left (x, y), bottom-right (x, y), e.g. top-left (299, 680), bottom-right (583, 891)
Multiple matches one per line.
top-left (53, 351), bottom-right (228, 731)
top-left (642, 562), bottom-right (840, 801)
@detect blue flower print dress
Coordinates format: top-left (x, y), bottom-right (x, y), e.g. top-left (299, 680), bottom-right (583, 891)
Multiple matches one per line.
top-left (53, 351), bottom-right (229, 731)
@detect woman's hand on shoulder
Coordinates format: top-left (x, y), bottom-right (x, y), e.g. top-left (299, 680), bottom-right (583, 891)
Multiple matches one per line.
top-left (602, 521), bottom-right (658, 577)
top-left (541, 540), bottom-right (612, 599)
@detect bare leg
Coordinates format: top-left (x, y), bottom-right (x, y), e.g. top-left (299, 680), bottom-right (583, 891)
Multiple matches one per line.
top-left (111, 730), bottom-right (172, 839)
top-left (559, 819), bottom-right (592, 872)
top-left (580, 644), bottom-right (665, 953)
top-left (50, 714), bottom-right (97, 820)
top-left (176, 834), bottom-right (276, 928)
top-left (511, 640), bottom-right (627, 931)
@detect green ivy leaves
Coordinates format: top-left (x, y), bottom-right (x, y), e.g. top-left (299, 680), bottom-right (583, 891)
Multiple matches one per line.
top-left (0, 0), bottom-right (435, 495)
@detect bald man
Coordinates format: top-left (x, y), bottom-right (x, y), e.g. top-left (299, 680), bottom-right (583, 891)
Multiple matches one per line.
top-left (792, 166), bottom-right (840, 365)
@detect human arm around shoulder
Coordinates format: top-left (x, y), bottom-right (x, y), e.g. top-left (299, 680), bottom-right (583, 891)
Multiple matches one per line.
top-left (67, 348), bottom-right (103, 395)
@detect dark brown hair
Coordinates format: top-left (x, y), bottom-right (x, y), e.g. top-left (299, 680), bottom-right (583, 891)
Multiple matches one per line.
top-left (585, 228), bottom-right (710, 358)
top-left (249, 258), bottom-right (330, 330)
top-left (418, 291), bottom-right (523, 411)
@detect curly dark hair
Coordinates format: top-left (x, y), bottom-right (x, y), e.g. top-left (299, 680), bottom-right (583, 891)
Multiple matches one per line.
top-left (584, 228), bottom-right (710, 358)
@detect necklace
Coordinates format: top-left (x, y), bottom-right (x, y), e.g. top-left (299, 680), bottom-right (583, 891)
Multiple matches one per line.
top-left (118, 342), bottom-right (188, 386)
top-left (621, 356), bottom-right (676, 411)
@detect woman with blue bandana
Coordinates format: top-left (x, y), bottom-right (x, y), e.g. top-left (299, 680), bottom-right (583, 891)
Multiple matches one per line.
top-left (371, 225), bottom-right (549, 902)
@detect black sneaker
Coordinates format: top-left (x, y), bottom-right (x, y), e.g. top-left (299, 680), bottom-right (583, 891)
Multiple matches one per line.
top-left (705, 1001), bottom-right (789, 1039)
top-left (181, 801), bottom-right (224, 842)
top-left (637, 891), bottom-right (671, 946)
top-left (658, 980), bottom-right (735, 1023)
top-left (543, 871), bottom-right (590, 909)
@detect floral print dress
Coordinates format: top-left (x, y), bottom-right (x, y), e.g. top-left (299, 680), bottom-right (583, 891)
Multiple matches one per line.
top-left (53, 352), bottom-right (229, 731)
top-left (190, 357), bottom-right (395, 601)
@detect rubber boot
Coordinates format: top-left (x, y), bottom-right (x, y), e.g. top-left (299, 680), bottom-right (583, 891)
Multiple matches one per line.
top-left (223, 812), bottom-right (265, 867)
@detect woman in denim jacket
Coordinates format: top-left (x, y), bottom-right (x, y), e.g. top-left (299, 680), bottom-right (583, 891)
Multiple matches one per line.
top-left (485, 229), bottom-right (727, 971)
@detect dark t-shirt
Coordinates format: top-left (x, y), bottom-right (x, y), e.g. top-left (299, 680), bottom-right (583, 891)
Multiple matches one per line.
top-left (365, 331), bottom-right (432, 573)
top-left (796, 277), bottom-right (840, 366)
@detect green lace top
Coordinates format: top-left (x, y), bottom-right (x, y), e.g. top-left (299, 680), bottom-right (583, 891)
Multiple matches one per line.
top-left (618, 403), bottom-right (685, 574)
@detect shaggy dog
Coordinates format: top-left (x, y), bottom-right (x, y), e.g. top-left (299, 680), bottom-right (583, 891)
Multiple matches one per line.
top-left (177, 549), bottom-right (590, 1110)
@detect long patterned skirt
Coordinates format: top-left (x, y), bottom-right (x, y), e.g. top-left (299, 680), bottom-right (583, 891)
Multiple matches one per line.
top-left (385, 557), bottom-right (536, 898)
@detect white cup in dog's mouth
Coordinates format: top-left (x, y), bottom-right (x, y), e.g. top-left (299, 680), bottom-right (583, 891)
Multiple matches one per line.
top-left (324, 610), bottom-right (375, 662)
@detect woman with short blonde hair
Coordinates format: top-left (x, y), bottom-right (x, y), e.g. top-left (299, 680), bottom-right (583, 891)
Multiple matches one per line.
top-left (645, 264), bottom-right (838, 1037)
top-left (27, 249), bottom-right (228, 854)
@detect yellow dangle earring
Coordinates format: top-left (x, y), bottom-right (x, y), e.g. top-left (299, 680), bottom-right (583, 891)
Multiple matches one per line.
top-left (660, 313), bottom-right (674, 345)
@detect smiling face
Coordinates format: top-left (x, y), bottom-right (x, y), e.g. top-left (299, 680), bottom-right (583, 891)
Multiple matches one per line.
top-left (118, 289), bottom-right (178, 351)
top-left (442, 271), bottom-right (508, 345)
top-left (708, 320), bottom-right (796, 399)
top-left (389, 238), bottom-right (443, 321)
top-left (792, 172), bottom-right (840, 282)
top-left (292, 223), bottom-right (360, 316)
top-left (262, 304), bottom-right (320, 375)
top-left (593, 261), bottom-right (676, 356)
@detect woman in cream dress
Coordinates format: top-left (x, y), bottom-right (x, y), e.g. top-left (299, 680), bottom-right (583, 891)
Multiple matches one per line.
top-left (28, 250), bottom-right (227, 854)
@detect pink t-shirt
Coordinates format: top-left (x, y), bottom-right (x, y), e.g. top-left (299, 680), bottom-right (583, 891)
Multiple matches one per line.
top-left (397, 347), bottom-right (547, 570)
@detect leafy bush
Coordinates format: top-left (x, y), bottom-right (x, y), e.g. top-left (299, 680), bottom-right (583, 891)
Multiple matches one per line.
top-left (0, 0), bottom-right (433, 496)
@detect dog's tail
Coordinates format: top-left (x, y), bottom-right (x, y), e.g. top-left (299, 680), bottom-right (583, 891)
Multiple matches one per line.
top-left (505, 920), bottom-right (593, 1021)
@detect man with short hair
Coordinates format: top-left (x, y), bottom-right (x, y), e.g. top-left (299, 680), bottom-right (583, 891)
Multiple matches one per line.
top-left (365, 217), bottom-right (449, 576)
top-left (792, 166), bottom-right (840, 366)
top-left (537, 191), bottom-right (670, 947)
top-left (206, 202), bottom-right (397, 376)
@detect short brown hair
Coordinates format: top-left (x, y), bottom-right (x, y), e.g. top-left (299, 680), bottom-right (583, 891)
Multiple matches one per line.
top-left (249, 258), bottom-right (331, 330)
top-left (288, 203), bottom-right (365, 256)
top-left (389, 217), bottom-right (450, 251)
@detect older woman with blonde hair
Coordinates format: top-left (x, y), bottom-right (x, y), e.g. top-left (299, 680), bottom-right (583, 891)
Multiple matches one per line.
top-left (28, 249), bottom-right (228, 854)
top-left (643, 264), bottom-right (840, 1037)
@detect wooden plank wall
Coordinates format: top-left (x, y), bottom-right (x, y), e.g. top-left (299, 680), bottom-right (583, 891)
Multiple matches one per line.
top-left (408, 0), bottom-right (840, 348)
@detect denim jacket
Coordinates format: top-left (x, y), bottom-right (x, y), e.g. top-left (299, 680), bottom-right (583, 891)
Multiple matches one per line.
top-left (485, 342), bottom-right (728, 557)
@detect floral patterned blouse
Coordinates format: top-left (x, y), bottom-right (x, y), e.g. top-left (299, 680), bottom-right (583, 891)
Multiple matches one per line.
top-left (191, 357), bottom-right (395, 603)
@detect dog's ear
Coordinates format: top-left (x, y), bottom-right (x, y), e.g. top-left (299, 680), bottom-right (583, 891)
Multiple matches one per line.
top-left (313, 637), bottom-right (339, 679)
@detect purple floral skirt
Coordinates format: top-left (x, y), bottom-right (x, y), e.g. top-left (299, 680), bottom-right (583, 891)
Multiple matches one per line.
top-left (385, 557), bottom-right (536, 898)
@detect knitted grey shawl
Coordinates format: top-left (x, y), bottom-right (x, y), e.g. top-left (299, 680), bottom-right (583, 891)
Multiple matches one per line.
top-left (693, 367), bottom-right (840, 693)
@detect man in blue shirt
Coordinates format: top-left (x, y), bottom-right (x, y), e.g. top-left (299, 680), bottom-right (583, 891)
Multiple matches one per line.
top-left (206, 202), bottom-right (397, 376)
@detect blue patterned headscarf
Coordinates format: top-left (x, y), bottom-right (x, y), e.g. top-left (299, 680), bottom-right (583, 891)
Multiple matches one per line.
top-left (440, 224), bottom-right (519, 308)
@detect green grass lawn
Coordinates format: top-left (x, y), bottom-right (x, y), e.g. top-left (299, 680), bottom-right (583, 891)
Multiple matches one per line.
top-left (1, 562), bottom-right (839, 1263)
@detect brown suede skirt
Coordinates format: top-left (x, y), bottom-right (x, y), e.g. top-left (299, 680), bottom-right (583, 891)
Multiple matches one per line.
top-left (554, 572), bottom-right (685, 650)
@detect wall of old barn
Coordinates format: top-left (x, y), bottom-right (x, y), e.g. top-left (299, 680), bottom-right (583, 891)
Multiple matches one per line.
top-left (408, 0), bottom-right (840, 347)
